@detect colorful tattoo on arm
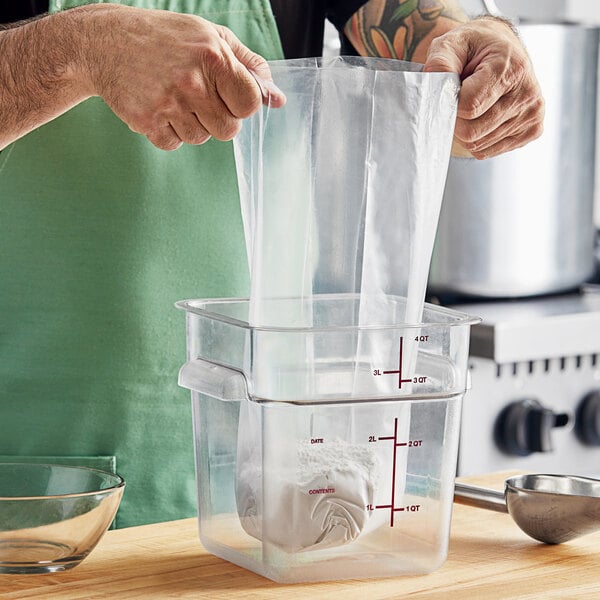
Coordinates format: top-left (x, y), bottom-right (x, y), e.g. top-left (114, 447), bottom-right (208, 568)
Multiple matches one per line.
top-left (345, 0), bottom-right (468, 62)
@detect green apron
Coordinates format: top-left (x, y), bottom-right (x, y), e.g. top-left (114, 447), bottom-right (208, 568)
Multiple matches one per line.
top-left (0, 0), bottom-right (283, 528)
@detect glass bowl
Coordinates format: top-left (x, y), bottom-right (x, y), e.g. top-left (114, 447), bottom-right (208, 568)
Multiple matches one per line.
top-left (0, 463), bottom-right (125, 574)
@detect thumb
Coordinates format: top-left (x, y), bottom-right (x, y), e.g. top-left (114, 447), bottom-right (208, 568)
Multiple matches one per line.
top-left (218, 26), bottom-right (286, 108)
top-left (424, 36), bottom-right (494, 120)
top-left (423, 35), bottom-right (467, 75)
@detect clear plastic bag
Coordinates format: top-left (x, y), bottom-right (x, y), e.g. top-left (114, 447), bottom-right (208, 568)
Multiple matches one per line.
top-left (232, 57), bottom-right (459, 553)
top-left (234, 56), bottom-right (459, 329)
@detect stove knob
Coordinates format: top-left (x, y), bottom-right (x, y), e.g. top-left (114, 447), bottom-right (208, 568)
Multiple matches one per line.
top-left (575, 391), bottom-right (600, 446)
top-left (494, 399), bottom-right (570, 457)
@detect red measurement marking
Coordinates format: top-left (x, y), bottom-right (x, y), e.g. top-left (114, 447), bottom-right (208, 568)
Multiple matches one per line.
top-left (382, 337), bottom-right (413, 389)
top-left (390, 417), bottom-right (398, 527)
top-left (372, 418), bottom-right (421, 526)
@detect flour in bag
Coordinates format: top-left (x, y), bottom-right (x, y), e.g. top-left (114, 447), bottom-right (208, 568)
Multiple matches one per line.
top-left (236, 401), bottom-right (390, 553)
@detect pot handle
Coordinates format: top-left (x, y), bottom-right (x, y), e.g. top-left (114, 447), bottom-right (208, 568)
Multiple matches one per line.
top-left (178, 358), bottom-right (249, 401)
top-left (481, 0), bottom-right (502, 16)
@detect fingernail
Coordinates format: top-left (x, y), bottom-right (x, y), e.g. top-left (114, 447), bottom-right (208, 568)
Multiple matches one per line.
top-left (261, 78), bottom-right (285, 99)
top-left (250, 71), bottom-right (286, 106)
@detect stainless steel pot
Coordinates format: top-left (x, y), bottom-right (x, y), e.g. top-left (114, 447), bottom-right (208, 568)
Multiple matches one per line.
top-left (429, 23), bottom-right (599, 298)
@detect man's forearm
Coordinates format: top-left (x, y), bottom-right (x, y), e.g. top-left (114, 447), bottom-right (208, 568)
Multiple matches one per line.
top-left (345, 0), bottom-right (468, 62)
top-left (0, 9), bottom-right (93, 150)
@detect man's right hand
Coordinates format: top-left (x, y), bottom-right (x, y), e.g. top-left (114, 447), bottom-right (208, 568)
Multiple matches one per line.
top-left (0, 5), bottom-right (285, 151)
top-left (79, 5), bottom-right (285, 150)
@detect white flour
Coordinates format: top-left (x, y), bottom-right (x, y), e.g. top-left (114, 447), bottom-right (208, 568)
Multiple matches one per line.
top-left (237, 429), bottom-right (385, 552)
top-left (235, 399), bottom-right (408, 553)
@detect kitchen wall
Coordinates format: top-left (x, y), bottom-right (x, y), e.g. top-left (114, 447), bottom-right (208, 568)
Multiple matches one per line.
top-left (467, 0), bottom-right (600, 22)
top-left (462, 0), bottom-right (564, 19)
top-left (505, 0), bottom-right (562, 18)
top-left (567, 0), bottom-right (600, 22)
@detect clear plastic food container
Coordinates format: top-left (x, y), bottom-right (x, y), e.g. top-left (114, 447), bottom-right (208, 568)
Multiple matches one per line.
top-left (178, 294), bottom-right (478, 583)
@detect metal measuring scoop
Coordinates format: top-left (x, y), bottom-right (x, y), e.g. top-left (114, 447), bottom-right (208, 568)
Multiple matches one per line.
top-left (454, 474), bottom-right (600, 544)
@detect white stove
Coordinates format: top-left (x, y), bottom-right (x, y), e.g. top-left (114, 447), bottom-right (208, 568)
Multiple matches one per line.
top-left (454, 288), bottom-right (600, 478)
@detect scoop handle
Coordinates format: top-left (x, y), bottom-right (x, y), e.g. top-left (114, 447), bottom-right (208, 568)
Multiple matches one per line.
top-left (454, 482), bottom-right (509, 513)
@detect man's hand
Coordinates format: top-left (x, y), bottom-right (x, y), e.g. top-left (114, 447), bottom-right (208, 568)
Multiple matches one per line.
top-left (0, 5), bottom-right (285, 151)
top-left (81, 5), bottom-right (285, 150)
top-left (345, 1), bottom-right (544, 160)
top-left (424, 17), bottom-right (544, 159)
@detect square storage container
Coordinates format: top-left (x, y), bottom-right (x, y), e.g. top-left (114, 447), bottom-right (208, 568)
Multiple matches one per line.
top-left (178, 294), bottom-right (477, 582)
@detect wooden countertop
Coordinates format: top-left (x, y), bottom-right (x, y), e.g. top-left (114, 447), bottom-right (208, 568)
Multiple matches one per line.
top-left (2, 472), bottom-right (599, 599)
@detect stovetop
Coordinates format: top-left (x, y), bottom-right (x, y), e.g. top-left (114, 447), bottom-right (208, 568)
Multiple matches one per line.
top-left (451, 287), bottom-right (600, 363)
top-left (451, 286), bottom-right (600, 477)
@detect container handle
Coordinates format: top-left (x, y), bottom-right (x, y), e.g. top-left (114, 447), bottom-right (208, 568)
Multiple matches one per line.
top-left (178, 359), bottom-right (249, 401)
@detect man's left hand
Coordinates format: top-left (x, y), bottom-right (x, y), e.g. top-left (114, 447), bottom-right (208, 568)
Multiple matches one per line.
top-left (424, 17), bottom-right (545, 159)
